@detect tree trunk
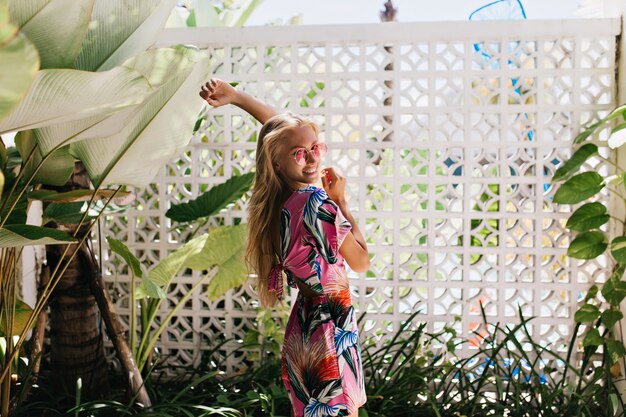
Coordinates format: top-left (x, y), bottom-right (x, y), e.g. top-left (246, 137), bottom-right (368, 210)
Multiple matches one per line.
top-left (46, 162), bottom-right (110, 399)
top-left (376, 0), bottom-right (397, 164)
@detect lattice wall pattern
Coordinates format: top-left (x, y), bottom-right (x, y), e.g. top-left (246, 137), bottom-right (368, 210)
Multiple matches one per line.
top-left (102, 21), bottom-right (621, 372)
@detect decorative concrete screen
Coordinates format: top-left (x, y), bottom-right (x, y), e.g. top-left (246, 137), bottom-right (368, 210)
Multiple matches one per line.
top-left (103, 20), bottom-right (621, 372)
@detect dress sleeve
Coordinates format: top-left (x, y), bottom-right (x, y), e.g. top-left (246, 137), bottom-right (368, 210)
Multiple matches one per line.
top-left (302, 188), bottom-right (352, 264)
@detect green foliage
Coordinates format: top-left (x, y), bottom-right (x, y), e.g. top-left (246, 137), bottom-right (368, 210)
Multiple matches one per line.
top-left (0, 1), bottom-right (39, 122)
top-left (17, 308), bottom-right (625, 416)
top-left (552, 143), bottom-right (598, 182)
top-left (0, 224), bottom-right (74, 247)
top-left (0, 299), bottom-right (32, 336)
top-left (106, 175), bottom-right (252, 373)
top-left (0, 0), bottom-right (211, 413)
top-left (166, 172), bottom-right (254, 222)
top-left (567, 230), bottom-right (607, 259)
top-left (552, 101), bottom-right (626, 403)
top-left (566, 202), bottom-right (609, 232)
top-left (553, 171), bottom-right (604, 204)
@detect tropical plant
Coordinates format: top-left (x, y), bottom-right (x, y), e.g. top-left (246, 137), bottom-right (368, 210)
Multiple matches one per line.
top-left (550, 103), bottom-right (626, 391)
top-left (0, 0), bottom-right (212, 412)
top-left (9, 303), bottom-right (625, 416)
top-left (107, 173), bottom-right (253, 373)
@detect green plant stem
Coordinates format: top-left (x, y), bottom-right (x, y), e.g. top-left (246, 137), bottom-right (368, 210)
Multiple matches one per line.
top-left (0, 248), bottom-right (17, 417)
top-left (595, 153), bottom-right (623, 173)
top-left (137, 272), bottom-right (212, 372)
top-left (187, 217), bottom-right (209, 241)
top-left (606, 185), bottom-right (626, 201)
top-left (130, 270), bottom-right (137, 360)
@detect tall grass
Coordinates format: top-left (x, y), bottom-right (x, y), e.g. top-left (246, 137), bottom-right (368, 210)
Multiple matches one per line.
top-left (14, 308), bottom-right (624, 416)
top-left (361, 307), bottom-right (624, 417)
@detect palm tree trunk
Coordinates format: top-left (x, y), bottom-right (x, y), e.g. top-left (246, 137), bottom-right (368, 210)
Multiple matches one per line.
top-left (45, 162), bottom-right (151, 405)
top-left (46, 162), bottom-right (110, 399)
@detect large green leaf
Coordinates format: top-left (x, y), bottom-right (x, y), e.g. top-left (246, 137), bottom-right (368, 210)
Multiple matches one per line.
top-left (107, 237), bottom-right (142, 278)
top-left (553, 172), bottom-right (604, 204)
top-left (567, 231), bottom-right (607, 259)
top-left (136, 276), bottom-right (167, 299)
top-left (166, 173), bottom-right (254, 222)
top-left (185, 225), bottom-right (248, 300)
top-left (565, 202), bottom-right (609, 232)
top-left (146, 234), bottom-right (208, 289)
top-left (42, 202), bottom-right (94, 225)
top-left (186, 225), bottom-right (247, 269)
top-left (74, 0), bottom-right (177, 71)
top-left (582, 328), bottom-right (603, 347)
top-left (8, 0), bottom-right (94, 69)
top-left (1, 181), bottom-right (27, 225)
top-left (70, 46), bottom-right (211, 188)
top-left (205, 255), bottom-right (248, 301)
top-left (43, 198), bottom-right (129, 225)
top-left (15, 130), bottom-right (73, 186)
top-left (0, 66), bottom-right (151, 136)
top-left (0, 299), bottom-right (33, 337)
top-left (0, 3), bottom-right (39, 123)
top-left (0, 224), bottom-right (74, 247)
top-left (552, 144), bottom-right (598, 183)
top-left (602, 276), bottom-right (626, 306)
top-left (602, 309), bottom-right (623, 329)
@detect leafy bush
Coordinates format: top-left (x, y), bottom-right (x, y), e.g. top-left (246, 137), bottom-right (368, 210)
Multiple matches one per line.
top-left (16, 307), bottom-right (623, 416)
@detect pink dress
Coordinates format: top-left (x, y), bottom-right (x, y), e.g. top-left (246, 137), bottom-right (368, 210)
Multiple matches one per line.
top-left (269, 185), bottom-right (366, 417)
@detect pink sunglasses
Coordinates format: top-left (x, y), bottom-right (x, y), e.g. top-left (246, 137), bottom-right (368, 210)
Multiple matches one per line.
top-left (291, 143), bottom-right (328, 166)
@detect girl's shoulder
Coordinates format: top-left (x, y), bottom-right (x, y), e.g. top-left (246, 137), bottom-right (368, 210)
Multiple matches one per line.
top-left (284, 185), bottom-right (327, 211)
top-left (295, 185), bottom-right (319, 194)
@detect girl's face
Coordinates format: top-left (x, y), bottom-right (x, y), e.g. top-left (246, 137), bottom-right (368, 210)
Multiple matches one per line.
top-left (275, 126), bottom-right (326, 190)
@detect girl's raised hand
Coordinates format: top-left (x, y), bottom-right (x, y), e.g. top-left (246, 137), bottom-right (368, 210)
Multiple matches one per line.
top-left (321, 167), bottom-right (347, 205)
top-left (199, 78), bottom-right (238, 107)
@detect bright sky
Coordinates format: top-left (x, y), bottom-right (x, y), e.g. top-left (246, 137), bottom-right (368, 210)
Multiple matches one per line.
top-left (246, 0), bottom-right (582, 26)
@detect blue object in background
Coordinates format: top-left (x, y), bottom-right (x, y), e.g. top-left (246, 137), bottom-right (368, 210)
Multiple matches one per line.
top-left (466, 1), bottom-right (556, 193)
top-left (469, 0), bottom-right (527, 21)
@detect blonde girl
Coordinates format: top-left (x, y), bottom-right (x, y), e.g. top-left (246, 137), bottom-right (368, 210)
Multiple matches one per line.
top-left (200, 79), bottom-right (369, 417)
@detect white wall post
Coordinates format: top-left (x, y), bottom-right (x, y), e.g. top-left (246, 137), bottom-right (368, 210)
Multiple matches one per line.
top-left (611, 0), bottom-right (626, 403)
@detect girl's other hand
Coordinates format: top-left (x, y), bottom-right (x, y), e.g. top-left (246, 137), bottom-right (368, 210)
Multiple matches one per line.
top-left (321, 167), bottom-right (347, 205)
top-left (199, 78), bottom-right (238, 107)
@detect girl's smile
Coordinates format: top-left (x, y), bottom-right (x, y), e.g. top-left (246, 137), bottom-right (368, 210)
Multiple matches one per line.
top-left (277, 126), bottom-right (326, 189)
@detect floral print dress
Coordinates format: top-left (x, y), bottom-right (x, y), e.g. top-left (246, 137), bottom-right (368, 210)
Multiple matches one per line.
top-left (268, 186), bottom-right (366, 417)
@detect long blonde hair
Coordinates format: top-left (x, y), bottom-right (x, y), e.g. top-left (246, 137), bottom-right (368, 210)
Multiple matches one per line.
top-left (246, 112), bottom-right (319, 308)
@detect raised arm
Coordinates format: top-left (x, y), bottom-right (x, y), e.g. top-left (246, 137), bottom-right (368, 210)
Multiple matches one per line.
top-left (199, 78), bottom-right (278, 124)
